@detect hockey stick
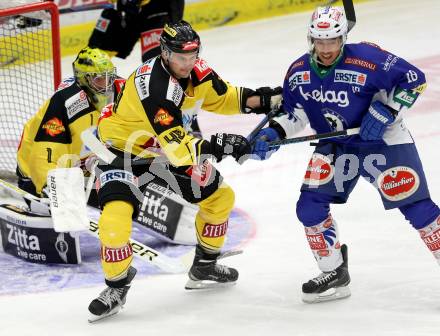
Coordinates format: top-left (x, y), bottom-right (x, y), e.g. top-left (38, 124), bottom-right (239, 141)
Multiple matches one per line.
top-left (268, 127), bottom-right (360, 149)
top-left (342, 0), bottom-right (356, 32)
top-left (80, 129), bottom-right (163, 167)
top-left (0, 177), bottom-right (187, 273)
top-left (246, 107), bottom-right (280, 144)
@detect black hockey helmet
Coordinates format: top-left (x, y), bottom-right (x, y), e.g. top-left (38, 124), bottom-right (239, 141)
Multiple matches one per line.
top-left (160, 20), bottom-right (201, 54)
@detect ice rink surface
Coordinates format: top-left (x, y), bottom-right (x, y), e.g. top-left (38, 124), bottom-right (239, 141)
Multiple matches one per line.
top-left (1, 0), bottom-right (440, 335)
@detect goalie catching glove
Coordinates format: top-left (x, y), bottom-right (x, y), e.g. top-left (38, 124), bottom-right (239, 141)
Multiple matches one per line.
top-left (210, 133), bottom-right (251, 163)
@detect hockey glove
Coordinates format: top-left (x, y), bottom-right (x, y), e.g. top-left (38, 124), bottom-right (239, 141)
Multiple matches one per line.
top-left (360, 101), bottom-right (395, 141)
top-left (243, 86), bottom-right (283, 114)
top-left (211, 133), bottom-right (251, 163)
top-left (252, 127), bottom-right (280, 160)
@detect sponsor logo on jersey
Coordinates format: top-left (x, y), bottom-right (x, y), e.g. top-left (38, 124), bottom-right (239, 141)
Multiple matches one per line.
top-left (383, 54), bottom-right (399, 71)
top-left (141, 28), bottom-right (162, 55)
top-left (291, 60), bottom-right (304, 69)
top-left (166, 77), bottom-right (184, 106)
top-left (334, 70), bottom-right (367, 86)
top-left (413, 83), bottom-right (427, 94)
top-left (393, 88), bottom-right (417, 107)
top-left (303, 153), bottom-right (334, 186)
top-left (193, 59), bottom-right (212, 81)
top-left (202, 221), bottom-right (228, 238)
top-left (154, 108), bottom-right (174, 126)
top-left (299, 86), bottom-right (349, 107)
top-left (288, 71), bottom-right (311, 90)
top-left (65, 90), bottom-right (90, 119)
top-left (344, 57), bottom-right (377, 71)
top-left (97, 170), bottom-right (139, 189)
top-left (42, 117), bottom-right (65, 137)
top-left (185, 159), bottom-right (213, 187)
top-left (95, 16), bottom-right (110, 33)
top-left (135, 75), bottom-right (150, 100)
top-left (136, 58), bottom-right (155, 77)
top-left (377, 166), bottom-right (420, 201)
top-left (101, 244), bottom-right (133, 263)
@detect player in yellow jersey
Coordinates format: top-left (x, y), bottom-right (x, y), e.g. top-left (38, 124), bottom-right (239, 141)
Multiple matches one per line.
top-left (16, 47), bottom-right (121, 199)
top-left (88, 20), bottom-right (281, 321)
top-left (88, 1), bottom-right (208, 136)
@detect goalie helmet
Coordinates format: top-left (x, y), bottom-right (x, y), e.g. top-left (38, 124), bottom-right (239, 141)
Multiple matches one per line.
top-left (160, 20), bottom-right (201, 54)
top-left (307, 6), bottom-right (348, 50)
top-left (72, 47), bottom-right (116, 99)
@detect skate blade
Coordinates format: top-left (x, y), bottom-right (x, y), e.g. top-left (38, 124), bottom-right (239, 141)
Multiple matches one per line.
top-left (88, 307), bottom-right (122, 323)
top-left (302, 285), bottom-right (351, 304)
top-left (185, 278), bottom-right (237, 290)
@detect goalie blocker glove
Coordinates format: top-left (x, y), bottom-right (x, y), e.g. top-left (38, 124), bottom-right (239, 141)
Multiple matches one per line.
top-left (210, 133), bottom-right (251, 163)
top-left (242, 86), bottom-right (283, 114)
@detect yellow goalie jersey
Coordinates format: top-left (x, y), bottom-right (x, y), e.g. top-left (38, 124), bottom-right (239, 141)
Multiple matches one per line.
top-left (98, 57), bottom-right (248, 167)
top-left (17, 78), bottom-right (123, 195)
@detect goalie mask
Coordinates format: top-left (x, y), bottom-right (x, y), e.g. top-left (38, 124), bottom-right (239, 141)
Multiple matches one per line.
top-left (72, 47), bottom-right (116, 109)
top-left (307, 6), bottom-right (348, 65)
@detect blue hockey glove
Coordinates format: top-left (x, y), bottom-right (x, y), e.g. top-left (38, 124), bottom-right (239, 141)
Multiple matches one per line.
top-left (360, 101), bottom-right (395, 141)
top-left (252, 127), bottom-right (280, 160)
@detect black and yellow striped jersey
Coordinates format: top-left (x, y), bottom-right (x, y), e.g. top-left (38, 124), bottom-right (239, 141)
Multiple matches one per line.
top-left (98, 56), bottom-right (249, 167)
top-left (17, 77), bottom-right (124, 195)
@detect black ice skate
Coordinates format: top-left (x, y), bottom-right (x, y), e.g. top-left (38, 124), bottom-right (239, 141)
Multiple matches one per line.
top-left (185, 245), bottom-right (239, 290)
top-left (88, 266), bottom-right (137, 322)
top-left (302, 244), bottom-right (351, 303)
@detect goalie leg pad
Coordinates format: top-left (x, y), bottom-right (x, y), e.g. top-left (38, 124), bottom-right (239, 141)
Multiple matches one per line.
top-left (195, 183), bottom-right (235, 252)
top-left (99, 200), bottom-right (134, 280)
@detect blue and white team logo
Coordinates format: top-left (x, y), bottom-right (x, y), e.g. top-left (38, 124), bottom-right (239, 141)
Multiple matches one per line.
top-left (288, 71), bottom-right (311, 90)
top-left (334, 70), bottom-right (367, 86)
top-left (299, 86), bottom-right (349, 107)
top-left (323, 108), bottom-right (347, 131)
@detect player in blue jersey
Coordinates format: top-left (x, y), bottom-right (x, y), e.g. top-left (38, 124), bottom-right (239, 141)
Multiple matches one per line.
top-left (252, 5), bottom-right (440, 303)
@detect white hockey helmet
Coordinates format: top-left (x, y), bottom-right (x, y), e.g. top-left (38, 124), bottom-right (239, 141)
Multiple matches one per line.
top-left (307, 6), bottom-right (348, 51)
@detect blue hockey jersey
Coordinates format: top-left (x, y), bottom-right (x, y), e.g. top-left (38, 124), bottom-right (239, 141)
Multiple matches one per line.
top-left (274, 42), bottom-right (427, 146)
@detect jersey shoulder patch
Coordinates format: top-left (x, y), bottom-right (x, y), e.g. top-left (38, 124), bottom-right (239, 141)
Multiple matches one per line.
top-left (64, 90), bottom-right (91, 120)
top-left (193, 58), bottom-right (213, 82)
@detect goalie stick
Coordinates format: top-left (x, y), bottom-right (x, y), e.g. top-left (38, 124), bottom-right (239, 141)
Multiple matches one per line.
top-left (0, 178), bottom-right (187, 273)
top-left (268, 127), bottom-right (360, 149)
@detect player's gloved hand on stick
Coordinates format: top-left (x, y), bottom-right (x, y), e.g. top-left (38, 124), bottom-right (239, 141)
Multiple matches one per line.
top-left (244, 86), bottom-right (283, 114)
top-left (360, 101), bottom-right (395, 141)
top-left (252, 127), bottom-right (280, 160)
top-left (210, 133), bottom-right (251, 163)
